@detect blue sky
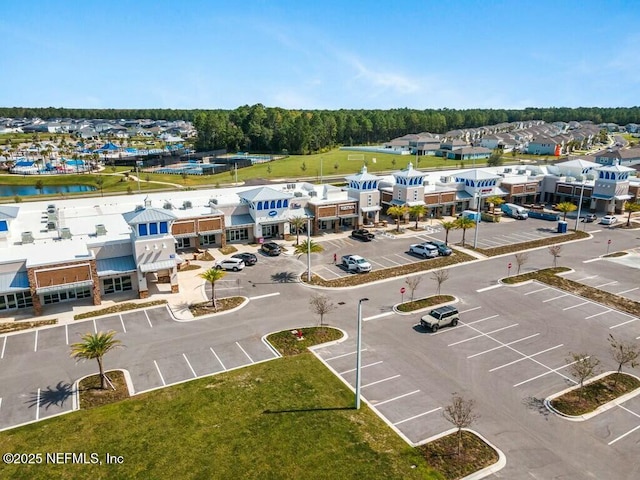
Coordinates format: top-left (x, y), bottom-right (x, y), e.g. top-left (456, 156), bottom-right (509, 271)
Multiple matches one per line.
top-left (1, 0), bottom-right (638, 110)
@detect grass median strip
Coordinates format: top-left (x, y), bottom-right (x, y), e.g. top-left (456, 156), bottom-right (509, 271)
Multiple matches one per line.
top-left (472, 230), bottom-right (589, 257)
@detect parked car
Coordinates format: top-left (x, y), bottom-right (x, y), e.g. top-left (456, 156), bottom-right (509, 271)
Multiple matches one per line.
top-left (581, 213), bottom-right (597, 223)
top-left (261, 242), bottom-right (282, 256)
top-left (341, 254), bottom-right (372, 273)
top-left (420, 305), bottom-right (459, 332)
top-left (409, 243), bottom-right (438, 259)
top-left (351, 228), bottom-right (375, 242)
top-left (215, 258), bottom-right (245, 271)
top-left (231, 252), bottom-right (257, 265)
top-left (425, 240), bottom-right (452, 256)
top-left (600, 215), bottom-right (617, 225)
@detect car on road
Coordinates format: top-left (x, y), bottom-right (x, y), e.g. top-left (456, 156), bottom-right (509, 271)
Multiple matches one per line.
top-left (215, 258), bottom-right (245, 271)
top-left (600, 215), bottom-right (617, 225)
top-left (581, 213), bottom-right (597, 223)
top-left (408, 243), bottom-right (438, 258)
top-left (231, 252), bottom-right (257, 265)
top-left (351, 228), bottom-right (375, 242)
top-left (420, 305), bottom-right (459, 332)
top-left (261, 242), bottom-right (282, 256)
top-left (425, 240), bottom-right (452, 256)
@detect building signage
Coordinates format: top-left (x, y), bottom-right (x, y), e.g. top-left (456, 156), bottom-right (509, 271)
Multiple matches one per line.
top-left (268, 210), bottom-right (278, 217)
top-left (339, 205), bottom-right (355, 211)
top-left (481, 188), bottom-right (493, 194)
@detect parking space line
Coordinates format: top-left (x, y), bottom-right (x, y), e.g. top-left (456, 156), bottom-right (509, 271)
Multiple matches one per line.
top-left (0, 397), bottom-right (2, 413)
top-left (594, 281), bottom-right (618, 288)
top-left (381, 256), bottom-right (401, 266)
top-left (119, 314), bottom-right (127, 333)
top-left (325, 349), bottom-right (366, 361)
top-left (609, 424), bottom-right (640, 446)
top-left (340, 360), bottom-right (383, 375)
top-left (467, 333), bottom-right (540, 359)
top-left (448, 324), bottom-right (518, 346)
top-left (361, 374), bottom-right (401, 389)
top-left (543, 293), bottom-right (570, 303)
top-left (314, 265), bottom-right (343, 279)
top-left (248, 292), bottom-right (281, 300)
top-left (0, 336), bottom-right (5, 359)
top-left (183, 353), bottom-right (197, 377)
top-left (477, 285), bottom-right (502, 293)
top-left (609, 318), bottom-right (639, 329)
top-left (236, 342), bottom-right (254, 363)
top-left (34, 330), bottom-right (38, 352)
top-left (490, 344), bottom-right (564, 372)
top-left (617, 287), bottom-right (639, 295)
top-left (145, 311), bottom-right (153, 328)
top-left (368, 259), bottom-right (386, 268)
top-left (393, 253), bottom-right (410, 263)
top-left (524, 287), bottom-right (550, 295)
top-left (364, 312), bottom-right (394, 322)
top-left (563, 301), bottom-right (590, 311)
top-left (373, 390), bottom-right (420, 407)
top-left (459, 306), bottom-right (482, 314)
top-left (210, 347), bottom-right (226, 371)
top-left (465, 314), bottom-right (499, 326)
top-left (575, 275), bottom-right (598, 281)
top-left (36, 389), bottom-right (40, 420)
top-left (585, 309), bottom-right (612, 319)
top-left (153, 360), bottom-right (166, 386)
top-left (393, 407), bottom-right (442, 426)
top-left (513, 357), bottom-right (584, 387)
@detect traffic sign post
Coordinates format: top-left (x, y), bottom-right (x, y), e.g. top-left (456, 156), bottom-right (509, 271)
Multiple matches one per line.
top-left (607, 239), bottom-right (611, 255)
top-left (400, 287), bottom-right (406, 304)
top-left (507, 262), bottom-right (512, 277)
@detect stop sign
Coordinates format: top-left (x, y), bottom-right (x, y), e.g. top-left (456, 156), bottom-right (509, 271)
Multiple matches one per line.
top-left (400, 287), bottom-right (406, 294)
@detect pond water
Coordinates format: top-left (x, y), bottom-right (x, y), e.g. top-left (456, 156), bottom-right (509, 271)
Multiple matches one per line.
top-left (0, 184), bottom-right (96, 197)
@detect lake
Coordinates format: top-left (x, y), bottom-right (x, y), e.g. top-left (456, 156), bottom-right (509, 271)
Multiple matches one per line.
top-left (0, 184), bottom-right (97, 197)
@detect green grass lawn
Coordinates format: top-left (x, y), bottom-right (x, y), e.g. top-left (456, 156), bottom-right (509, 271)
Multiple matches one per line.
top-left (0, 353), bottom-right (439, 480)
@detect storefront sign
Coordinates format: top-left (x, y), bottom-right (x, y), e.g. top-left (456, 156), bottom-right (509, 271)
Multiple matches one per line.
top-left (339, 205), bottom-right (355, 211)
top-left (268, 210), bottom-right (278, 217)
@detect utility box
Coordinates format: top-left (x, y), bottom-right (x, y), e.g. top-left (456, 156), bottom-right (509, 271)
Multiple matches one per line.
top-left (557, 221), bottom-right (568, 233)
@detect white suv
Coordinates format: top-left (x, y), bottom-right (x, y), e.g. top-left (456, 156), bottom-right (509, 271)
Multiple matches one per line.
top-left (409, 243), bottom-right (438, 258)
top-left (215, 258), bottom-right (245, 271)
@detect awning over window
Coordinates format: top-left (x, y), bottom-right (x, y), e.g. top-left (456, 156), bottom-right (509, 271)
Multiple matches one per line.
top-left (96, 256), bottom-right (137, 277)
top-left (139, 259), bottom-right (176, 273)
top-left (37, 280), bottom-right (93, 294)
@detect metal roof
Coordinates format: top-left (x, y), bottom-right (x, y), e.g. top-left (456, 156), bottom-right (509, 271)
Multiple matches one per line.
top-left (96, 256), bottom-right (137, 277)
top-left (0, 271), bottom-right (29, 293)
top-left (122, 207), bottom-right (178, 225)
top-left (0, 205), bottom-right (19, 220)
top-left (228, 214), bottom-right (255, 227)
top-left (237, 187), bottom-right (294, 202)
top-left (139, 259), bottom-right (177, 273)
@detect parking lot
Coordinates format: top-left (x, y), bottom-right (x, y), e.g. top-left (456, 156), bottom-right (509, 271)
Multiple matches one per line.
top-left (0, 306), bottom-right (278, 431)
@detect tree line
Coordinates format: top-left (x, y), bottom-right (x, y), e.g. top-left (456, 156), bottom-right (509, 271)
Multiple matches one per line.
top-left (1, 105), bottom-right (639, 154)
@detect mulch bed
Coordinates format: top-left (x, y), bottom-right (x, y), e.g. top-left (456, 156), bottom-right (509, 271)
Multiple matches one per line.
top-left (551, 373), bottom-right (640, 416)
top-left (0, 319), bottom-right (57, 334)
top-left (78, 370), bottom-right (130, 409)
top-left (418, 430), bottom-right (498, 480)
top-left (397, 295), bottom-right (455, 312)
top-left (189, 297), bottom-right (245, 316)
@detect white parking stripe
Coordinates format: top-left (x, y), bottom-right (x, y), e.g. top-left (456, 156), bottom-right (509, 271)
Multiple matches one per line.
top-left (153, 360), bottom-right (166, 386)
top-left (466, 314), bottom-right (499, 326)
top-left (119, 314), bottom-right (127, 333)
top-left (524, 287), bottom-right (550, 295)
top-left (367, 259), bottom-right (386, 268)
top-left (563, 301), bottom-right (590, 311)
top-left (340, 360), bottom-right (383, 375)
top-left (65, 324), bottom-right (69, 345)
top-left (236, 341), bottom-right (254, 363)
top-left (380, 256), bottom-right (401, 265)
top-left (393, 253), bottom-right (409, 263)
top-left (490, 344), bottom-right (564, 372)
top-left (183, 353), bottom-right (197, 377)
top-left (513, 357), bottom-right (584, 387)
top-left (543, 293), bottom-right (569, 303)
top-left (210, 347), bottom-right (226, 371)
top-left (585, 309), bottom-right (612, 319)
top-left (595, 281), bottom-right (618, 288)
top-left (459, 306), bottom-right (482, 314)
top-left (248, 292), bottom-right (281, 300)
top-left (575, 275), bottom-right (598, 281)
top-left (0, 397), bottom-right (2, 413)
top-left (609, 423), bottom-right (640, 445)
top-left (373, 390), bottom-right (420, 407)
top-left (34, 330), bottom-right (38, 352)
top-left (617, 287), bottom-right (639, 295)
top-left (477, 285), bottom-right (502, 293)
top-left (609, 318), bottom-right (639, 329)
top-left (447, 324), bottom-right (518, 346)
top-left (0, 336), bottom-right (5, 359)
top-left (324, 349), bottom-right (366, 361)
top-left (467, 333), bottom-right (540, 359)
top-left (361, 374), bottom-right (401, 389)
top-left (145, 311), bottom-right (153, 328)
top-left (364, 312), bottom-right (394, 322)
top-left (393, 407), bottom-right (442, 426)
top-left (93, 319), bottom-right (97, 333)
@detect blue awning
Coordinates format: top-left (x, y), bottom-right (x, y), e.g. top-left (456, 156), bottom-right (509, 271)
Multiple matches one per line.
top-left (96, 256), bottom-right (137, 277)
top-left (228, 214), bottom-right (254, 227)
top-left (591, 193), bottom-right (613, 200)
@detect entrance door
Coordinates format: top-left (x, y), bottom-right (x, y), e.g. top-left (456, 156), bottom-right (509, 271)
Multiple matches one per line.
top-left (262, 224), bottom-right (279, 238)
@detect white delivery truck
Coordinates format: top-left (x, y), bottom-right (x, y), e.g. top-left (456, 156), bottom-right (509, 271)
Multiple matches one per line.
top-left (500, 203), bottom-right (528, 219)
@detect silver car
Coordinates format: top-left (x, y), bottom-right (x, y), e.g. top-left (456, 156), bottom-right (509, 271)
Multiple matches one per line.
top-left (215, 258), bottom-right (245, 271)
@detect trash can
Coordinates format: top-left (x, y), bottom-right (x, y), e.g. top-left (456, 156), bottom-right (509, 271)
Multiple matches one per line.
top-left (557, 221), bottom-right (568, 233)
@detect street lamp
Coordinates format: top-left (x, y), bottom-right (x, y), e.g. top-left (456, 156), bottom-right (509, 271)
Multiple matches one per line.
top-left (355, 297), bottom-right (369, 410)
top-left (574, 180), bottom-right (586, 231)
top-left (306, 216), bottom-right (312, 282)
top-left (473, 192), bottom-right (481, 248)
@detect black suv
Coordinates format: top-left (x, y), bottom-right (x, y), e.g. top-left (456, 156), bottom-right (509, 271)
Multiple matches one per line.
top-left (261, 242), bottom-right (282, 256)
top-left (351, 228), bottom-right (375, 242)
top-left (232, 252), bottom-right (258, 265)
top-left (426, 240), bottom-right (452, 256)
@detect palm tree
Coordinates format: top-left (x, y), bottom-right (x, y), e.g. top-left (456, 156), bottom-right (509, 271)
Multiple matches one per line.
top-left (387, 205), bottom-right (408, 232)
top-left (409, 204), bottom-right (426, 229)
top-left (199, 267), bottom-right (226, 310)
top-left (624, 201), bottom-right (640, 227)
top-left (556, 201), bottom-right (577, 221)
top-left (294, 239), bottom-right (324, 256)
top-left (289, 216), bottom-right (307, 245)
top-left (454, 216), bottom-right (476, 247)
top-left (70, 331), bottom-right (123, 390)
top-left (440, 220), bottom-right (458, 245)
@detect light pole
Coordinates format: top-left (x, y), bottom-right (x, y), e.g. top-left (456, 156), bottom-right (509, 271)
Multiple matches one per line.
top-left (355, 297), bottom-right (369, 410)
top-left (473, 192), bottom-right (481, 248)
top-left (573, 180), bottom-right (586, 231)
top-left (306, 216), bottom-right (312, 282)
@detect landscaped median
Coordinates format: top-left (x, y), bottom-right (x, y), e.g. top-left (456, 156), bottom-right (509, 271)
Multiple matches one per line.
top-left (0, 318), bottom-right (57, 334)
top-left (472, 230), bottom-right (589, 257)
top-left (395, 295), bottom-right (456, 314)
top-left (73, 300), bottom-right (168, 320)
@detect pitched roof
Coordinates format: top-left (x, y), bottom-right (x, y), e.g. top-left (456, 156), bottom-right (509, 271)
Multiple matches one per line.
top-left (0, 205), bottom-right (19, 220)
top-left (122, 207), bottom-right (178, 225)
top-left (454, 169), bottom-right (500, 180)
top-left (345, 165), bottom-right (380, 182)
top-left (394, 162), bottom-right (425, 178)
top-left (237, 186), bottom-right (294, 202)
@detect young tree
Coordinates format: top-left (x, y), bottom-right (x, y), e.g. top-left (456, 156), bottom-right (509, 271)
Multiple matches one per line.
top-left (95, 176), bottom-right (105, 197)
top-left (333, 162), bottom-right (339, 172)
top-left (387, 205), bottom-right (408, 232)
top-left (454, 216), bottom-right (476, 247)
top-left (199, 267), bottom-right (226, 310)
top-left (409, 204), bottom-right (426, 229)
top-left (440, 220), bottom-right (457, 245)
top-left (566, 353), bottom-right (600, 392)
top-left (300, 161), bottom-right (307, 172)
top-left (431, 268), bottom-right (450, 295)
top-left (556, 202), bottom-right (577, 221)
top-left (486, 196), bottom-right (504, 215)
top-left (289, 216), bottom-right (307, 245)
top-left (294, 239), bottom-right (324, 256)
top-left (309, 293), bottom-right (336, 329)
top-left (623, 201), bottom-right (640, 227)
top-left (608, 334), bottom-right (640, 381)
top-left (404, 275), bottom-right (424, 301)
top-left (442, 394), bottom-right (480, 456)
top-left (548, 245), bottom-right (562, 267)
top-left (70, 331), bottom-right (124, 390)
top-left (514, 252), bottom-right (529, 275)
